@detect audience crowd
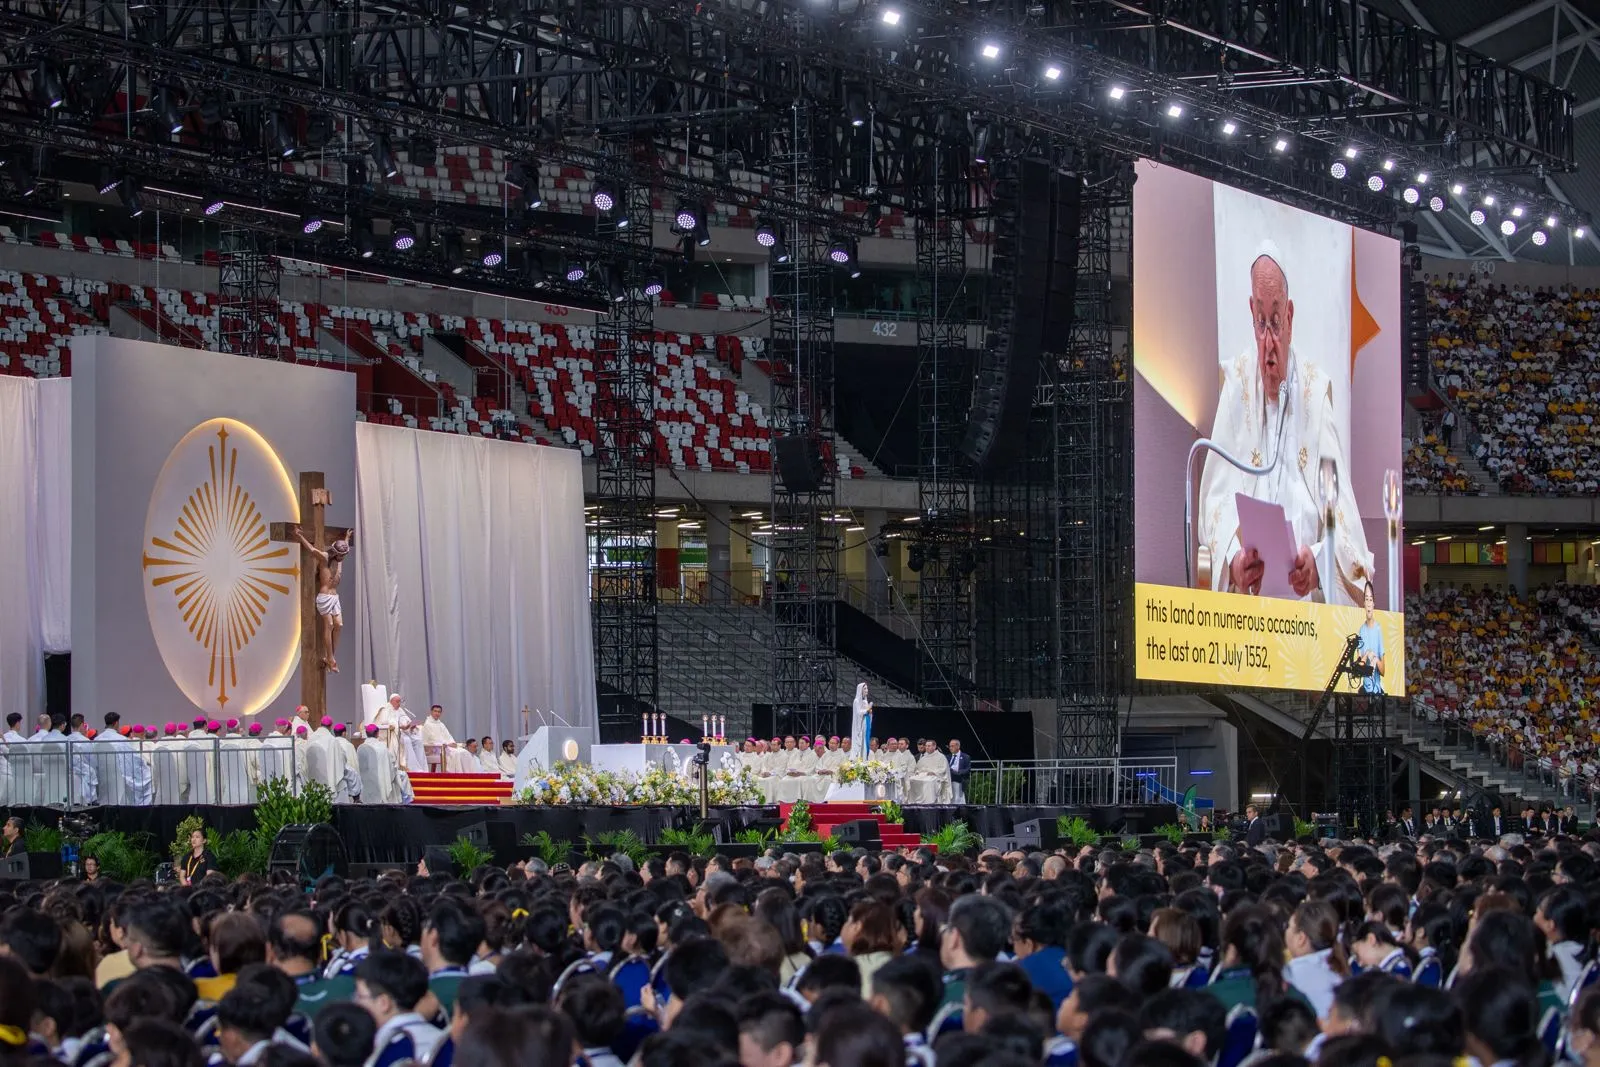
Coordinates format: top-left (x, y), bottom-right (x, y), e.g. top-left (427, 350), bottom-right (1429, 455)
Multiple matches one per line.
top-left (1, 825), bottom-right (1600, 1067)
top-left (1403, 428), bottom-right (1477, 495)
top-left (1424, 273), bottom-right (1600, 494)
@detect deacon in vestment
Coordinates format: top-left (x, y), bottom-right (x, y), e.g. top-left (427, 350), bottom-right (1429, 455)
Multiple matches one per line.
top-left (477, 737), bottom-right (499, 776)
top-left (497, 741), bottom-right (518, 779)
top-left (1196, 242), bottom-right (1373, 605)
top-left (333, 724), bottom-right (362, 803)
top-left (904, 740), bottom-right (951, 805)
top-left (775, 736), bottom-right (815, 805)
top-left (358, 724), bottom-right (397, 803)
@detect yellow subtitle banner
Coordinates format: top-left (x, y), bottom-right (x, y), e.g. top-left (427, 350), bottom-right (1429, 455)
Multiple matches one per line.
top-left (1134, 582), bottom-right (1405, 695)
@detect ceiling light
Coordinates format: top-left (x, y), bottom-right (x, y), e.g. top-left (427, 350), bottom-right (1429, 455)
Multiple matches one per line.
top-left (118, 178), bottom-right (144, 218)
top-left (1500, 219), bottom-right (1516, 236)
top-left (1469, 209), bottom-right (1486, 226)
top-left (755, 220), bottom-right (778, 248)
top-left (592, 182), bottom-right (617, 212)
top-left (300, 214), bottom-right (324, 235)
top-left (1546, 215), bottom-right (1559, 228)
top-left (1402, 186), bottom-right (1420, 205)
top-left (1344, 146), bottom-right (1359, 159)
top-left (675, 199), bottom-right (700, 231)
top-left (1578, 227), bottom-right (1589, 239)
top-left (980, 42), bottom-right (1000, 59)
top-left (1044, 65), bottom-right (1062, 81)
top-left (1273, 137), bottom-right (1289, 153)
top-left (1483, 193), bottom-right (1495, 206)
top-left (1451, 182), bottom-right (1465, 196)
top-left (391, 220), bottom-right (416, 251)
top-left (1416, 172), bottom-right (1429, 184)
top-left (482, 249), bottom-right (504, 268)
top-left (1367, 174), bottom-right (1384, 192)
top-left (371, 133), bottom-right (398, 178)
top-left (200, 190), bottom-right (226, 216)
top-left (1221, 120), bottom-right (1237, 135)
top-left (1330, 162), bottom-right (1347, 179)
top-left (35, 60), bottom-right (65, 110)
top-left (1382, 159), bottom-right (1395, 171)
top-left (1511, 205), bottom-right (1524, 218)
top-left (1532, 230), bottom-right (1548, 246)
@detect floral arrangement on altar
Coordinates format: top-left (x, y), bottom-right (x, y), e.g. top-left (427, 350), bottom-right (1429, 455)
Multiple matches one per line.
top-left (516, 760), bottom-right (764, 807)
top-left (835, 759), bottom-right (898, 786)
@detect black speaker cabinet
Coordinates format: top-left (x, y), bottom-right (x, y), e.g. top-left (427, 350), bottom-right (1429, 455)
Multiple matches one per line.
top-left (1012, 818), bottom-right (1061, 849)
top-left (1260, 814), bottom-right (1288, 841)
top-left (0, 851), bottom-right (61, 880)
top-left (269, 824), bottom-right (349, 883)
top-left (830, 820), bottom-right (882, 846)
top-left (774, 434), bottom-right (825, 493)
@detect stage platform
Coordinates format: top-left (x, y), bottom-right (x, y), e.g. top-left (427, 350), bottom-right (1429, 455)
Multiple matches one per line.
top-left (1, 803), bottom-right (1178, 866)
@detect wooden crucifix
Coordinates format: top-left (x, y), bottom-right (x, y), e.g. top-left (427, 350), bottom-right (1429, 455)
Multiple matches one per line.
top-left (268, 472), bottom-right (352, 726)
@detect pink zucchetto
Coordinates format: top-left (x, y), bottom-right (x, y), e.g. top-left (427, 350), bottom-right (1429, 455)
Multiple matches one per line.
top-left (365, 724), bottom-right (379, 735)
top-left (226, 719), bottom-right (239, 729)
top-left (164, 723), bottom-right (178, 735)
top-left (206, 720), bottom-right (222, 732)
top-left (248, 723), bottom-right (263, 735)
top-left (125, 725), bottom-right (139, 736)
top-left (274, 718), bottom-right (289, 727)
top-left (295, 724), bottom-right (308, 736)
top-left (321, 716), bottom-right (333, 727)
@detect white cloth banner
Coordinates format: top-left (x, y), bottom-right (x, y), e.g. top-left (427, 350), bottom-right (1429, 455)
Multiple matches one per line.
top-left (354, 423), bottom-right (597, 745)
top-left (0, 377), bottom-right (70, 719)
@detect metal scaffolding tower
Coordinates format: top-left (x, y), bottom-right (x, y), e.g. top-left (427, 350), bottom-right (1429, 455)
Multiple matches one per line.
top-left (591, 171), bottom-right (659, 741)
top-left (915, 140), bottom-right (974, 708)
top-left (1331, 694), bottom-right (1391, 837)
top-left (1052, 187), bottom-right (1131, 760)
top-left (216, 225), bottom-right (282, 359)
top-left (769, 102), bottom-right (839, 739)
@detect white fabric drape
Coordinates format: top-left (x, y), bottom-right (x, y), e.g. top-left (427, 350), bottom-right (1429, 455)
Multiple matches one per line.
top-left (354, 423), bottom-right (596, 744)
top-left (0, 377), bottom-right (71, 719)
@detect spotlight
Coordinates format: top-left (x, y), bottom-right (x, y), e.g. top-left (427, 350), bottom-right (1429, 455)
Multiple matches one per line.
top-left (1044, 65), bottom-right (1062, 81)
top-left (827, 236), bottom-right (856, 265)
top-left (614, 204), bottom-right (631, 230)
top-left (509, 159), bottom-right (544, 208)
top-left (1546, 216), bottom-right (1559, 229)
top-left (606, 265), bottom-right (626, 303)
top-left (1578, 227), bottom-right (1588, 239)
top-left (1532, 230), bottom-right (1548, 246)
top-left (4, 153), bottom-right (37, 198)
top-left (1382, 159), bottom-right (1395, 172)
top-left (880, 7), bottom-right (901, 23)
top-left (770, 234), bottom-right (791, 264)
top-left (482, 249), bottom-right (504, 268)
top-left (972, 122), bottom-right (991, 164)
top-left (371, 133), bottom-right (398, 178)
top-left (300, 213), bottom-right (324, 235)
top-left (846, 92), bottom-right (869, 128)
top-left (152, 87), bottom-right (184, 135)
top-left (1402, 186), bottom-right (1420, 205)
top-left (1416, 172), bottom-right (1429, 184)
top-left (1273, 137), bottom-right (1289, 152)
top-left (1469, 209), bottom-right (1486, 226)
top-left (265, 110), bottom-right (297, 158)
top-left (592, 181), bottom-right (618, 212)
top-left (1451, 183), bottom-right (1465, 196)
top-left (35, 60), bottom-right (65, 109)
top-left (97, 166), bottom-right (120, 195)
top-left (353, 221), bottom-right (376, 259)
top-left (1500, 219), bottom-right (1516, 236)
top-left (1221, 120), bottom-right (1237, 135)
top-left (755, 220), bottom-right (779, 248)
top-left (118, 178), bottom-right (144, 218)
top-left (391, 220), bottom-right (416, 251)
top-left (1367, 174), bottom-right (1384, 192)
top-left (1343, 146), bottom-right (1359, 159)
top-left (1428, 195), bottom-right (1445, 213)
top-left (693, 217), bottom-right (712, 247)
top-left (1482, 193), bottom-right (1495, 206)
top-left (1511, 205), bottom-right (1524, 218)
top-left (1165, 103), bottom-right (1183, 119)
top-left (675, 199), bottom-right (700, 231)
top-left (201, 190), bottom-right (226, 216)
top-left (524, 184), bottom-right (545, 210)
top-left (442, 231), bottom-right (466, 272)
top-left (980, 42), bottom-right (1000, 59)
top-left (564, 259), bottom-right (587, 283)
top-left (1108, 85), bottom-right (1125, 100)
top-left (1330, 161), bottom-right (1347, 179)
top-left (642, 272), bottom-right (665, 298)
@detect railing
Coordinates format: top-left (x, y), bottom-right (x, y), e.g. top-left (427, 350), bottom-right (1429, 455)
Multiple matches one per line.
top-left (967, 757), bottom-right (1180, 808)
top-left (1, 737), bottom-right (304, 810)
top-left (1395, 700), bottom-right (1598, 809)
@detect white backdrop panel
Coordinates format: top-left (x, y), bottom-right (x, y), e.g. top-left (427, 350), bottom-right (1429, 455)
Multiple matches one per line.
top-left (0, 377), bottom-right (70, 720)
top-left (354, 423), bottom-right (596, 744)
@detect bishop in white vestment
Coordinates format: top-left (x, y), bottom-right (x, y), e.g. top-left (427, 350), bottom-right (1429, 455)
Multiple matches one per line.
top-left (904, 741), bottom-right (950, 805)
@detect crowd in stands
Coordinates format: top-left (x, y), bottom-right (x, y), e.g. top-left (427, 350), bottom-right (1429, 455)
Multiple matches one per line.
top-left (1406, 584), bottom-right (1600, 791)
top-left (3, 823), bottom-right (1600, 1067)
top-left (1425, 273), bottom-right (1600, 494)
top-left (1402, 422), bottom-right (1477, 495)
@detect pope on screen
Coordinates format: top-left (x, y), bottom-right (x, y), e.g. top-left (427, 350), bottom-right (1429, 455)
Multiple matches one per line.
top-left (1196, 239), bottom-right (1373, 606)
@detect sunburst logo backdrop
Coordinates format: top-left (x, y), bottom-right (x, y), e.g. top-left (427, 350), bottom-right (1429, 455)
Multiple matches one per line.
top-left (141, 418), bottom-right (301, 715)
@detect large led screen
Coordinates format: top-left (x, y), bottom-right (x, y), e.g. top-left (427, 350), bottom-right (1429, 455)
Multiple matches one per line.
top-left (1133, 161), bottom-right (1405, 694)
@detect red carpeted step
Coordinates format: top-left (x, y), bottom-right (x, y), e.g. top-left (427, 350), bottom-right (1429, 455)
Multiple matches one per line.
top-left (407, 771), bottom-right (514, 806)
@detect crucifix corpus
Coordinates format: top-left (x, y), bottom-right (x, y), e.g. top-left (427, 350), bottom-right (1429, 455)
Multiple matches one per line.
top-left (268, 472), bottom-right (352, 725)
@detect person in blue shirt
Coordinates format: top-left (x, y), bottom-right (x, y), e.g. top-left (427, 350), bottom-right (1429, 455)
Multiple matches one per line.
top-left (311, 1003), bottom-right (376, 1067)
top-left (865, 955), bottom-right (942, 1066)
top-left (1013, 897), bottom-right (1076, 1010)
top-left (1355, 581), bottom-right (1386, 695)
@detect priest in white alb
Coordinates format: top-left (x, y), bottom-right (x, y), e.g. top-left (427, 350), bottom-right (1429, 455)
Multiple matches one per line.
top-left (358, 723), bottom-right (397, 803)
top-left (904, 739), bottom-right (951, 805)
top-left (774, 736), bottom-right (815, 804)
top-left (420, 705), bottom-right (477, 773)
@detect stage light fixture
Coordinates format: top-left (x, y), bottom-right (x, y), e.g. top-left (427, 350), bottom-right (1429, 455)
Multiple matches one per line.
top-left (300, 213), bottom-right (325, 235)
top-left (1469, 208), bottom-right (1486, 226)
top-left (642, 273), bottom-right (665, 298)
top-left (1044, 65), bottom-right (1062, 81)
top-left (1500, 219), bottom-right (1516, 236)
top-left (693, 216), bottom-right (712, 247)
top-left (524, 183), bottom-right (545, 210)
top-left (846, 92), bottom-right (869, 128)
top-left (592, 181), bottom-right (617, 212)
top-left (97, 166), bottom-right (120, 195)
top-left (880, 7), bottom-right (901, 24)
top-left (371, 133), bottom-right (398, 178)
top-left (1273, 137), bottom-right (1289, 152)
top-left (1532, 230), bottom-right (1548, 246)
top-left (201, 190), bottom-right (226, 216)
top-left (675, 199), bottom-right (700, 231)
top-left (442, 231), bottom-right (467, 273)
top-left (1482, 193), bottom-right (1495, 206)
top-left (1402, 186), bottom-right (1420, 205)
top-left (35, 60), bottom-right (65, 109)
top-left (564, 258), bottom-right (587, 283)
top-left (972, 122), bottom-right (992, 164)
top-left (265, 110), bottom-right (298, 158)
top-left (606, 265), bottom-right (626, 303)
top-left (1367, 174), bottom-right (1384, 192)
top-left (1416, 172), bottom-right (1429, 184)
top-left (5, 153), bottom-right (37, 198)
top-left (391, 220), bottom-right (416, 251)
top-left (1165, 102), bottom-right (1183, 119)
top-left (353, 220), bottom-right (376, 259)
top-left (152, 87), bottom-right (184, 134)
top-left (1546, 215), bottom-right (1559, 228)
top-left (755, 220), bottom-right (778, 248)
top-left (1510, 205), bottom-right (1524, 218)
top-left (1221, 120), bottom-right (1237, 135)
top-left (1329, 161), bottom-right (1347, 179)
top-left (770, 234), bottom-right (791, 264)
top-left (1429, 195), bottom-right (1445, 213)
top-left (118, 178), bottom-right (144, 217)
top-left (1108, 85), bottom-right (1125, 100)
top-left (980, 42), bottom-right (1000, 59)
top-left (482, 249), bottom-right (504, 268)
top-left (614, 204), bottom-right (631, 230)
top-left (1382, 159), bottom-right (1395, 172)
top-left (1451, 182), bottom-right (1465, 196)
top-left (828, 236), bottom-right (857, 267)
top-left (1578, 227), bottom-right (1588, 239)
top-left (1343, 146), bottom-right (1358, 159)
